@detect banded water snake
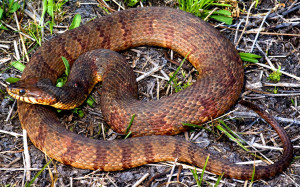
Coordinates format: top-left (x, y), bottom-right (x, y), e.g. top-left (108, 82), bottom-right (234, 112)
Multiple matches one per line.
top-left (7, 7), bottom-right (293, 180)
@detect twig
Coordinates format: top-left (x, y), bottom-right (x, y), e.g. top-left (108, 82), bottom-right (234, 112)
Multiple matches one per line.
top-left (263, 82), bottom-right (300, 87)
top-left (166, 158), bottom-right (178, 187)
top-left (250, 10), bottom-right (272, 52)
top-left (233, 111), bottom-right (300, 125)
top-left (282, 4), bottom-right (300, 16)
top-left (213, 23), bottom-right (300, 37)
top-left (110, 0), bottom-right (125, 10)
top-left (134, 70), bottom-right (168, 80)
top-left (250, 93), bottom-right (300, 97)
top-left (204, 7), bottom-right (218, 21)
top-left (235, 1), bottom-right (256, 47)
top-left (136, 65), bottom-right (163, 82)
top-left (255, 62), bottom-right (300, 81)
top-left (255, 43), bottom-right (275, 69)
top-left (0, 44), bottom-right (10, 49)
top-left (5, 100), bottom-right (16, 122)
top-left (13, 40), bottom-right (20, 60)
top-left (23, 129), bottom-right (31, 181)
top-left (1, 21), bottom-right (35, 41)
top-left (156, 78), bottom-right (159, 100)
top-left (132, 173), bottom-right (149, 187)
top-left (234, 19), bottom-right (244, 44)
top-left (0, 129), bottom-right (23, 137)
top-left (0, 168), bottom-right (48, 171)
top-left (251, 143), bottom-right (283, 151)
top-left (14, 12), bottom-right (29, 62)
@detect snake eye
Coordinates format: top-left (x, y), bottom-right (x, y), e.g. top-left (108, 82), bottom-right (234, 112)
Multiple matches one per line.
top-left (19, 89), bottom-right (26, 95)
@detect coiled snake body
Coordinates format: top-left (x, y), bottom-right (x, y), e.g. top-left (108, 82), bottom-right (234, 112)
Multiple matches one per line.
top-left (7, 7), bottom-right (293, 180)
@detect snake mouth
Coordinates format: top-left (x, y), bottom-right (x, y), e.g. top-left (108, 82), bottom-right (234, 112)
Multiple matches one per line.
top-left (7, 79), bottom-right (57, 106)
top-left (7, 90), bottom-right (47, 104)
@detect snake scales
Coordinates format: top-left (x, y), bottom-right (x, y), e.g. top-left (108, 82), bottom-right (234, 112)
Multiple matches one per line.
top-left (7, 7), bottom-right (293, 180)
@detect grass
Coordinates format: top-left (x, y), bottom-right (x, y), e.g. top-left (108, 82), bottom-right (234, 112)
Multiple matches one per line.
top-left (216, 119), bottom-right (249, 152)
top-left (69, 14), bottom-right (81, 30)
top-left (267, 66), bottom-right (282, 82)
top-left (183, 119), bottom-right (249, 152)
top-left (168, 52), bottom-right (193, 92)
top-left (25, 0), bottom-right (77, 44)
top-left (125, 114), bottom-right (135, 139)
top-left (239, 52), bottom-right (261, 63)
top-left (178, 0), bottom-right (233, 24)
top-left (190, 154), bottom-right (223, 186)
top-left (25, 159), bottom-right (52, 187)
top-left (0, 0), bottom-right (20, 30)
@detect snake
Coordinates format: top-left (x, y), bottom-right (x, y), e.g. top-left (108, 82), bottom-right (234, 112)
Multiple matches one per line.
top-left (7, 7), bottom-right (293, 180)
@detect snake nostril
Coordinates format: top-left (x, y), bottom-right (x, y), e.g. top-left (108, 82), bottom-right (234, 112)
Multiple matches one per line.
top-left (19, 89), bottom-right (26, 95)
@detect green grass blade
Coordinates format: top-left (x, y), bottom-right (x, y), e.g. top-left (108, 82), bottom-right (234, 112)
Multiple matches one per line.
top-left (10, 61), bottom-right (25, 72)
top-left (168, 51), bottom-right (190, 85)
top-left (69, 14), bottom-right (81, 30)
top-left (199, 154), bottom-right (210, 186)
top-left (86, 96), bottom-right (95, 107)
top-left (61, 56), bottom-right (70, 76)
top-left (25, 159), bottom-right (52, 187)
top-left (190, 167), bottom-right (201, 187)
top-left (214, 173), bottom-right (224, 187)
top-left (182, 122), bottom-right (212, 132)
top-left (239, 52), bottom-right (261, 58)
top-left (216, 122), bottom-right (249, 152)
top-left (218, 119), bottom-right (246, 144)
top-left (239, 52), bottom-right (261, 63)
top-left (6, 77), bottom-right (20, 83)
top-left (125, 114), bottom-right (135, 138)
top-left (213, 9), bottom-right (231, 16)
top-left (210, 15), bottom-right (232, 25)
top-left (126, 114), bottom-right (135, 133)
top-left (124, 131), bottom-right (132, 139)
top-left (40, 0), bottom-right (47, 25)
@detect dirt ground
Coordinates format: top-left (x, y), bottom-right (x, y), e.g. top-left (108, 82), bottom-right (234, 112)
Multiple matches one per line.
top-left (0, 0), bottom-right (299, 186)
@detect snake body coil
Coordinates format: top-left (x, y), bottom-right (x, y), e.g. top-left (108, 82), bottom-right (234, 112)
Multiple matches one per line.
top-left (7, 7), bottom-right (292, 180)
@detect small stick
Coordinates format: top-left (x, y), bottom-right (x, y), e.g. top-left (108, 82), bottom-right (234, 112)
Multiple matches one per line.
top-left (255, 44), bottom-right (275, 69)
top-left (250, 10), bottom-right (272, 52)
top-left (263, 82), bottom-right (300, 87)
top-left (96, 0), bottom-right (116, 12)
top-left (0, 167), bottom-right (47, 171)
top-left (1, 21), bottom-right (35, 41)
top-left (156, 78), bottom-right (160, 100)
top-left (251, 143), bottom-right (283, 151)
top-left (213, 23), bottom-right (300, 37)
top-left (5, 100), bottom-right (16, 122)
top-left (235, 1), bottom-right (256, 47)
top-left (234, 19), bottom-right (244, 44)
top-left (13, 40), bottom-right (20, 60)
top-left (0, 129), bottom-right (23, 137)
top-left (260, 133), bottom-right (266, 146)
top-left (134, 70), bottom-right (168, 80)
top-left (255, 62), bottom-right (300, 81)
top-left (23, 129), bottom-right (31, 181)
top-left (14, 12), bottom-right (29, 62)
top-left (0, 44), bottom-right (10, 49)
top-left (110, 0), bottom-right (125, 10)
top-left (233, 111), bottom-right (300, 125)
top-left (204, 7), bottom-right (218, 21)
top-left (136, 65), bottom-right (163, 82)
top-left (132, 173), bottom-right (149, 187)
top-left (251, 93), bottom-right (300, 97)
top-left (101, 123), bottom-right (106, 140)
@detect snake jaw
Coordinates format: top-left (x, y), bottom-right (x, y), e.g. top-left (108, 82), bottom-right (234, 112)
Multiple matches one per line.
top-left (7, 79), bottom-right (57, 106)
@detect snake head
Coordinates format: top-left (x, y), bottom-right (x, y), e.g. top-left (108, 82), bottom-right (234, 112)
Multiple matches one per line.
top-left (7, 78), bottom-right (57, 106)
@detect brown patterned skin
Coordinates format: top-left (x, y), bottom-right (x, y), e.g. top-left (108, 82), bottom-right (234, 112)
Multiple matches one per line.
top-left (7, 7), bottom-right (293, 180)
